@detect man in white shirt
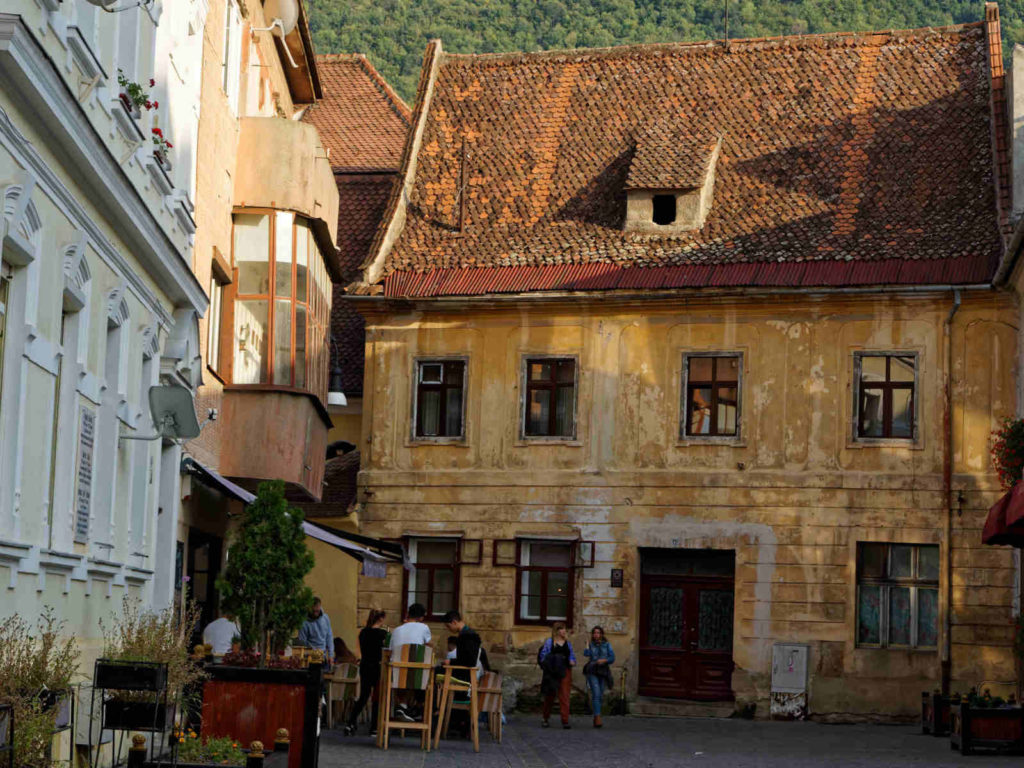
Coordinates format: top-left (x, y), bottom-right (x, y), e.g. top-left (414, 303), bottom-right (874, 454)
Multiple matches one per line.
top-left (202, 613), bottom-right (241, 656)
top-left (386, 603), bottom-right (431, 721)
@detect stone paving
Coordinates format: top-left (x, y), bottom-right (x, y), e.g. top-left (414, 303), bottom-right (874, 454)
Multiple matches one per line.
top-left (318, 715), bottom-right (1021, 767)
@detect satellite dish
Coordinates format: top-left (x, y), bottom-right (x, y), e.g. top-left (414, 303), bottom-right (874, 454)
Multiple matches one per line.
top-left (263, 0), bottom-right (298, 36)
top-left (148, 385), bottom-right (201, 440)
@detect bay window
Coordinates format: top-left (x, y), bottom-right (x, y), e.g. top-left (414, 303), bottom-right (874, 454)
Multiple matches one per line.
top-left (230, 211), bottom-right (331, 401)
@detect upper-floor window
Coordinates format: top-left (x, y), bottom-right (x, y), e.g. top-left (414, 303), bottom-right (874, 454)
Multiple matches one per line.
top-left (854, 352), bottom-right (916, 440)
top-left (207, 275), bottom-right (224, 374)
top-left (231, 212), bottom-right (331, 400)
top-left (682, 353), bottom-right (741, 438)
top-left (856, 542), bottom-right (938, 649)
top-left (0, 271), bottom-right (8, 408)
top-left (413, 359), bottom-right (465, 439)
top-left (523, 357), bottom-right (577, 439)
top-left (221, 0), bottom-right (242, 114)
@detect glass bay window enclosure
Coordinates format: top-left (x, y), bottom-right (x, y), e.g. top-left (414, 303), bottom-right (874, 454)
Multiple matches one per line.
top-left (231, 211), bottom-right (331, 401)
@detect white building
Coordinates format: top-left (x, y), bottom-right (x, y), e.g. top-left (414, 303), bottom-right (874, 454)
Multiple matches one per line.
top-left (0, 0), bottom-right (207, 671)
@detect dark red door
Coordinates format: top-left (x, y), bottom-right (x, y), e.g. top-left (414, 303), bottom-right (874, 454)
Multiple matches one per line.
top-left (639, 550), bottom-right (735, 701)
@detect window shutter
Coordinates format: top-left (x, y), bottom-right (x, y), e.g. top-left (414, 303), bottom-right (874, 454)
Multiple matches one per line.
top-left (458, 539), bottom-right (482, 565)
top-left (492, 539), bottom-right (517, 567)
top-left (572, 540), bottom-right (595, 568)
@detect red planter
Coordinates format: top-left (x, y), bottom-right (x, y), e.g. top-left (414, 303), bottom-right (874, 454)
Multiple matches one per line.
top-left (921, 691), bottom-right (952, 736)
top-left (950, 703), bottom-right (1024, 755)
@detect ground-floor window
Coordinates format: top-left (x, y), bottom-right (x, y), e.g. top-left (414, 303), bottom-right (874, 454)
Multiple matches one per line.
top-left (404, 537), bottom-right (460, 621)
top-left (517, 539), bottom-right (573, 624)
top-left (856, 542), bottom-right (938, 649)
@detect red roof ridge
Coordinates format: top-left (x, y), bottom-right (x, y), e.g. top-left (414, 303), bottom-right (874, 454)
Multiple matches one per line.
top-left (439, 21), bottom-right (986, 65)
top-left (985, 2), bottom-right (1012, 241)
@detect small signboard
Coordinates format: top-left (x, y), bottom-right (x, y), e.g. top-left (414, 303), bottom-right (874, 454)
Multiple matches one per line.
top-left (610, 568), bottom-right (623, 588)
top-left (73, 406), bottom-right (96, 544)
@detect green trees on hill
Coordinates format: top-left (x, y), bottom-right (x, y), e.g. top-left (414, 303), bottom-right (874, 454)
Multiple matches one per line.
top-left (307, 0), bottom-right (1024, 101)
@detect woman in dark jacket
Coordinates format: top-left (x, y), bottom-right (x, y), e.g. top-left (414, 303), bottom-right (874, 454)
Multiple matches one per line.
top-left (344, 609), bottom-right (387, 736)
top-left (537, 621), bottom-right (576, 729)
top-left (583, 625), bottom-right (615, 728)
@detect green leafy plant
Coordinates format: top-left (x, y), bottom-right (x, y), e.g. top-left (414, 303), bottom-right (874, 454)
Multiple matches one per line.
top-left (217, 481), bottom-right (315, 660)
top-left (175, 729), bottom-right (246, 765)
top-left (100, 597), bottom-right (206, 703)
top-left (0, 608), bottom-right (80, 768)
top-left (117, 70), bottom-right (158, 110)
top-left (991, 418), bottom-right (1024, 490)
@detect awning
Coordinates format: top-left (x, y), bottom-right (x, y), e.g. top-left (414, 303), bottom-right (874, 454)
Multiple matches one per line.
top-left (181, 457), bottom-right (255, 504)
top-left (302, 520), bottom-right (404, 578)
top-left (982, 481), bottom-right (1024, 546)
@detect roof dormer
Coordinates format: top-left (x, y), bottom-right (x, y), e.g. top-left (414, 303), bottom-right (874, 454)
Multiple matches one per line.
top-left (624, 131), bottom-right (722, 234)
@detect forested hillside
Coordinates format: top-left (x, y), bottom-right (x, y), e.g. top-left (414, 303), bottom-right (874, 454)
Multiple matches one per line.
top-left (306, 0), bottom-right (1024, 101)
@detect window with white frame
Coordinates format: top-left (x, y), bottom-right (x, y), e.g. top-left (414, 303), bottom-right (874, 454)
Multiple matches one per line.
top-left (0, 270), bottom-right (8, 417)
top-left (856, 542), bottom-right (938, 649)
top-left (46, 310), bottom-right (72, 526)
top-left (517, 540), bottom-right (573, 624)
top-left (404, 537), bottom-right (459, 621)
top-left (221, 0), bottom-right (242, 114)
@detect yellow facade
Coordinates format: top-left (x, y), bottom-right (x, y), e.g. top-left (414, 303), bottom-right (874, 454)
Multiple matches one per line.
top-left (355, 289), bottom-right (1019, 717)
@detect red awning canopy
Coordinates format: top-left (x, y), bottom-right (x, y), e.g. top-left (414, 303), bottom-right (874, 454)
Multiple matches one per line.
top-left (982, 481), bottom-right (1024, 546)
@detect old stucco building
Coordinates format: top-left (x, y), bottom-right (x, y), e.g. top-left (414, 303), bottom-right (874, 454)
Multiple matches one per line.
top-left (347, 6), bottom-right (1022, 718)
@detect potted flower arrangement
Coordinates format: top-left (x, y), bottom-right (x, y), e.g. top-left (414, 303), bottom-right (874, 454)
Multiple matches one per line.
top-left (0, 608), bottom-right (80, 768)
top-left (151, 127), bottom-right (173, 171)
top-left (97, 597), bottom-right (205, 732)
top-left (950, 687), bottom-right (1024, 755)
top-left (117, 70), bottom-right (158, 120)
top-left (128, 728), bottom-right (291, 768)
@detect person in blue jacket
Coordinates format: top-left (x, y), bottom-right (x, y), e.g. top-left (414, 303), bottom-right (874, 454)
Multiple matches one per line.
top-left (583, 626), bottom-right (615, 728)
top-left (537, 622), bottom-right (576, 728)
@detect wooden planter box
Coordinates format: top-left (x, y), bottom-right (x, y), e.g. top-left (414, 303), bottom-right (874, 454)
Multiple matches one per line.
top-left (921, 691), bottom-right (952, 736)
top-left (128, 734), bottom-right (290, 768)
top-left (201, 664), bottom-right (322, 768)
top-left (95, 660), bottom-right (168, 692)
top-left (103, 700), bottom-right (175, 732)
top-left (950, 703), bottom-right (1024, 755)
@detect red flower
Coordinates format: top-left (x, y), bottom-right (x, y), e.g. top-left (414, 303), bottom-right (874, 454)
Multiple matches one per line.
top-left (149, 78), bottom-right (155, 87)
top-left (152, 127), bottom-right (163, 136)
top-left (144, 101), bottom-right (152, 109)
top-left (166, 142), bottom-right (173, 148)
top-left (153, 100), bottom-right (159, 109)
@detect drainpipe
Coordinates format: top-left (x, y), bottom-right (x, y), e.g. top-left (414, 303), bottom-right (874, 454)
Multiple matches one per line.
top-left (941, 288), bottom-right (961, 695)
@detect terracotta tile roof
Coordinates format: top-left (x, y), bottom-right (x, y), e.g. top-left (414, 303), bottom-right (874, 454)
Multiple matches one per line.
top-left (370, 15), bottom-right (1009, 297)
top-left (303, 54), bottom-right (411, 172)
top-left (627, 130), bottom-right (721, 190)
top-left (295, 450), bottom-right (360, 516)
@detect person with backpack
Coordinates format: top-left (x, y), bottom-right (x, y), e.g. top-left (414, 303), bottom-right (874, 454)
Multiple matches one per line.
top-left (583, 625), bottom-right (615, 728)
top-left (537, 621), bottom-right (576, 729)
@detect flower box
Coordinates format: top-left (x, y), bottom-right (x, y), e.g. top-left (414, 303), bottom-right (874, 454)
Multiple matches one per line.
top-left (950, 703), bottom-right (1024, 755)
top-left (103, 699), bottom-right (175, 732)
top-left (119, 93), bottom-right (141, 120)
top-left (95, 659), bottom-right (168, 692)
top-left (921, 691), bottom-right (952, 736)
top-left (154, 149), bottom-right (173, 173)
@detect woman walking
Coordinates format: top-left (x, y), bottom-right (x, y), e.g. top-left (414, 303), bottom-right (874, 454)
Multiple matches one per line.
top-left (537, 621), bottom-right (576, 729)
top-left (344, 609), bottom-right (388, 736)
top-left (583, 626), bottom-right (615, 728)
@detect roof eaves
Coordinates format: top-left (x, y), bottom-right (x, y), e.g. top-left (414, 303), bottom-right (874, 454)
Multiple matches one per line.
top-left (985, 2), bottom-right (1012, 244)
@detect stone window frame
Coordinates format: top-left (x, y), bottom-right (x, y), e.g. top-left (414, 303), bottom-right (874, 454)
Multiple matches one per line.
top-left (399, 535), bottom-right (482, 622)
top-left (519, 354), bottom-right (579, 441)
top-left (855, 542), bottom-right (939, 650)
top-left (409, 356), bottom-right (468, 443)
top-left (679, 351), bottom-right (744, 443)
top-left (851, 351), bottom-right (920, 445)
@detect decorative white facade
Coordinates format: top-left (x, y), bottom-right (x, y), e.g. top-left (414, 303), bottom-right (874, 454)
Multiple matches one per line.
top-left (0, 0), bottom-right (207, 674)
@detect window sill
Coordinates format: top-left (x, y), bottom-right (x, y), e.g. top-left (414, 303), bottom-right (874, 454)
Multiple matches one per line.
top-left (847, 438), bottom-right (923, 450)
top-left (854, 645), bottom-right (937, 653)
top-left (514, 438), bottom-right (582, 447)
top-left (676, 438), bottom-right (746, 447)
top-left (514, 619), bottom-right (572, 628)
top-left (406, 437), bottom-right (469, 447)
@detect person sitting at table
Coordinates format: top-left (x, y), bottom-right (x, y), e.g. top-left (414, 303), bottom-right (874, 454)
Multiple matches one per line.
top-left (387, 603), bottom-right (431, 722)
top-left (334, 636), bottom-right (359, 665)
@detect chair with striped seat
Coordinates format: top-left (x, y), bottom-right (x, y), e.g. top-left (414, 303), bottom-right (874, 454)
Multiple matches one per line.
top-left (325, 663), bottom-right (360, 729)
top-left (478, 671), bottom-right (504, 743)
top-left (433, 666), bottom-right (479, 752)
top-left (380, 644), bottom-right (435, 751)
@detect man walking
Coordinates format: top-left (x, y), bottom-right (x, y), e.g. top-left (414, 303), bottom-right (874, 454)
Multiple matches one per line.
top-left (298, 597), bottom-right (333, 663)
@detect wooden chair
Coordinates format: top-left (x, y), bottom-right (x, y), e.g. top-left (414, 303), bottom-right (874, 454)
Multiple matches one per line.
top-left (478, 671), bottom-right (503, 743)
top-left (325, 663), bottom-right (360, 729)
top-left (433, 666), bottom-right (479, 752)
top-left (379, 644), bottom-right (435, 751)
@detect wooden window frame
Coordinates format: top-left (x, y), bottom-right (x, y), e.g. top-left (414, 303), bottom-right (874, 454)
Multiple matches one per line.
top-left (681, 352), bottom-right (742, 440)
top-left (411, 358), bottom-right (467, 441)
top-left (521, 356), bottom-right (578, 440)
top-left (853, 352), bottom-right (918, 442)
top-left (855, 542), bottom-right (939, 650)
top-left (400, 536), bottom-right (476, 622)
top-left (493, 538), bottom-right (594, 627)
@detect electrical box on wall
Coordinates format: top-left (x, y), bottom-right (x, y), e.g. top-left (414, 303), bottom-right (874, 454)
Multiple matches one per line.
top-left (771, 643), bottom-right (809, 719)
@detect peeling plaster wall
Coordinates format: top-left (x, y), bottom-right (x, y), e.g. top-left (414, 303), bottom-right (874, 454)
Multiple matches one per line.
top-left (356, 292), bottom-right (1019, 718)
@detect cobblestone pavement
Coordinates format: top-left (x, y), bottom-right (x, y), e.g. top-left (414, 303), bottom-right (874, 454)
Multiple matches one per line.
top-left (318, 715), bottom-right (1021, 767)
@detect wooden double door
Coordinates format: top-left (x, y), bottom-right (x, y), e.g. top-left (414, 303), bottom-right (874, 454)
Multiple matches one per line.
top-left (638, 549), bottom-right (735, 701)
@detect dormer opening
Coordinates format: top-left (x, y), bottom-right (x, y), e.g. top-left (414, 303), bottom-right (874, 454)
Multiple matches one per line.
top-left (652, 195), bottom-right (676, 225)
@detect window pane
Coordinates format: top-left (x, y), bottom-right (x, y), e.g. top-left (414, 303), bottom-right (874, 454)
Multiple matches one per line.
top-left (548, 570), bottom-right (569, 600)
top-left (918, 546), bottom-right (939, 581)
top-left (689, 387), bottom-right (712, 434)
top-left (860, 355), bottom-right (886, 382)
top-left (890, 545), bottom-right (913, 579)
top-left (688, 356), bottom-right (712, 381)
top-left (208, 281), bottom-right (222, 370)
top-left (234, 214), bottom-right (270, 294)
top-left (294, 305), bottom-right (306, 390)
top-left (891, 355), bottom-right (915, 382)
top-left (295, 222), bottom-right (309, 303)
top-left (716, 386), bottom-right (737, 435)
top-left (445, 386), bottom-right (463, 436)
top-left (413, 590), bottom-right (429, 609)
top-left (860, 543), bottom-right (886, 579)
top-left (554, 386), bottom-right (574, 436)
top-left (857, 585), bottom-right (881, 644)
top-left (233, 300), bottom-right (268, 384)
top-left (716, 356), bottom-right (739, 383)
top-left (420, 362), bottom-right (442, 384)
top-left (888, 587), bottom-right (911, 645)
top-left (860, 389), bottom-right (884, 437)
top-left (417, 540), bottom-right (456, 565)
top-left (556, 360), bottom-right (575, 383)
top-left (433, 590), bottom-right (455, 615)
top-left (419, 390), bottom-right (440, 436)
top-left (529, 361), bottom-right (552, 382)
top-left (274, 211), bottom-right (294, 300)
top-left (520, 570), bottom-right (542, 619)
top-left (444, 361), bottom-right (464, 382)
top-left (891, 388), bottom-right (913, 438)
top-left (272, 299), bottom-right (292, 385)
top-left (529, 542), bottom-right (571, 567)
top-left (527, 389), bottom-right (551, 435)
top-left (917, 588), bottom-right (939, 647)
top-left (547, 597), bottom-right (568, 621)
